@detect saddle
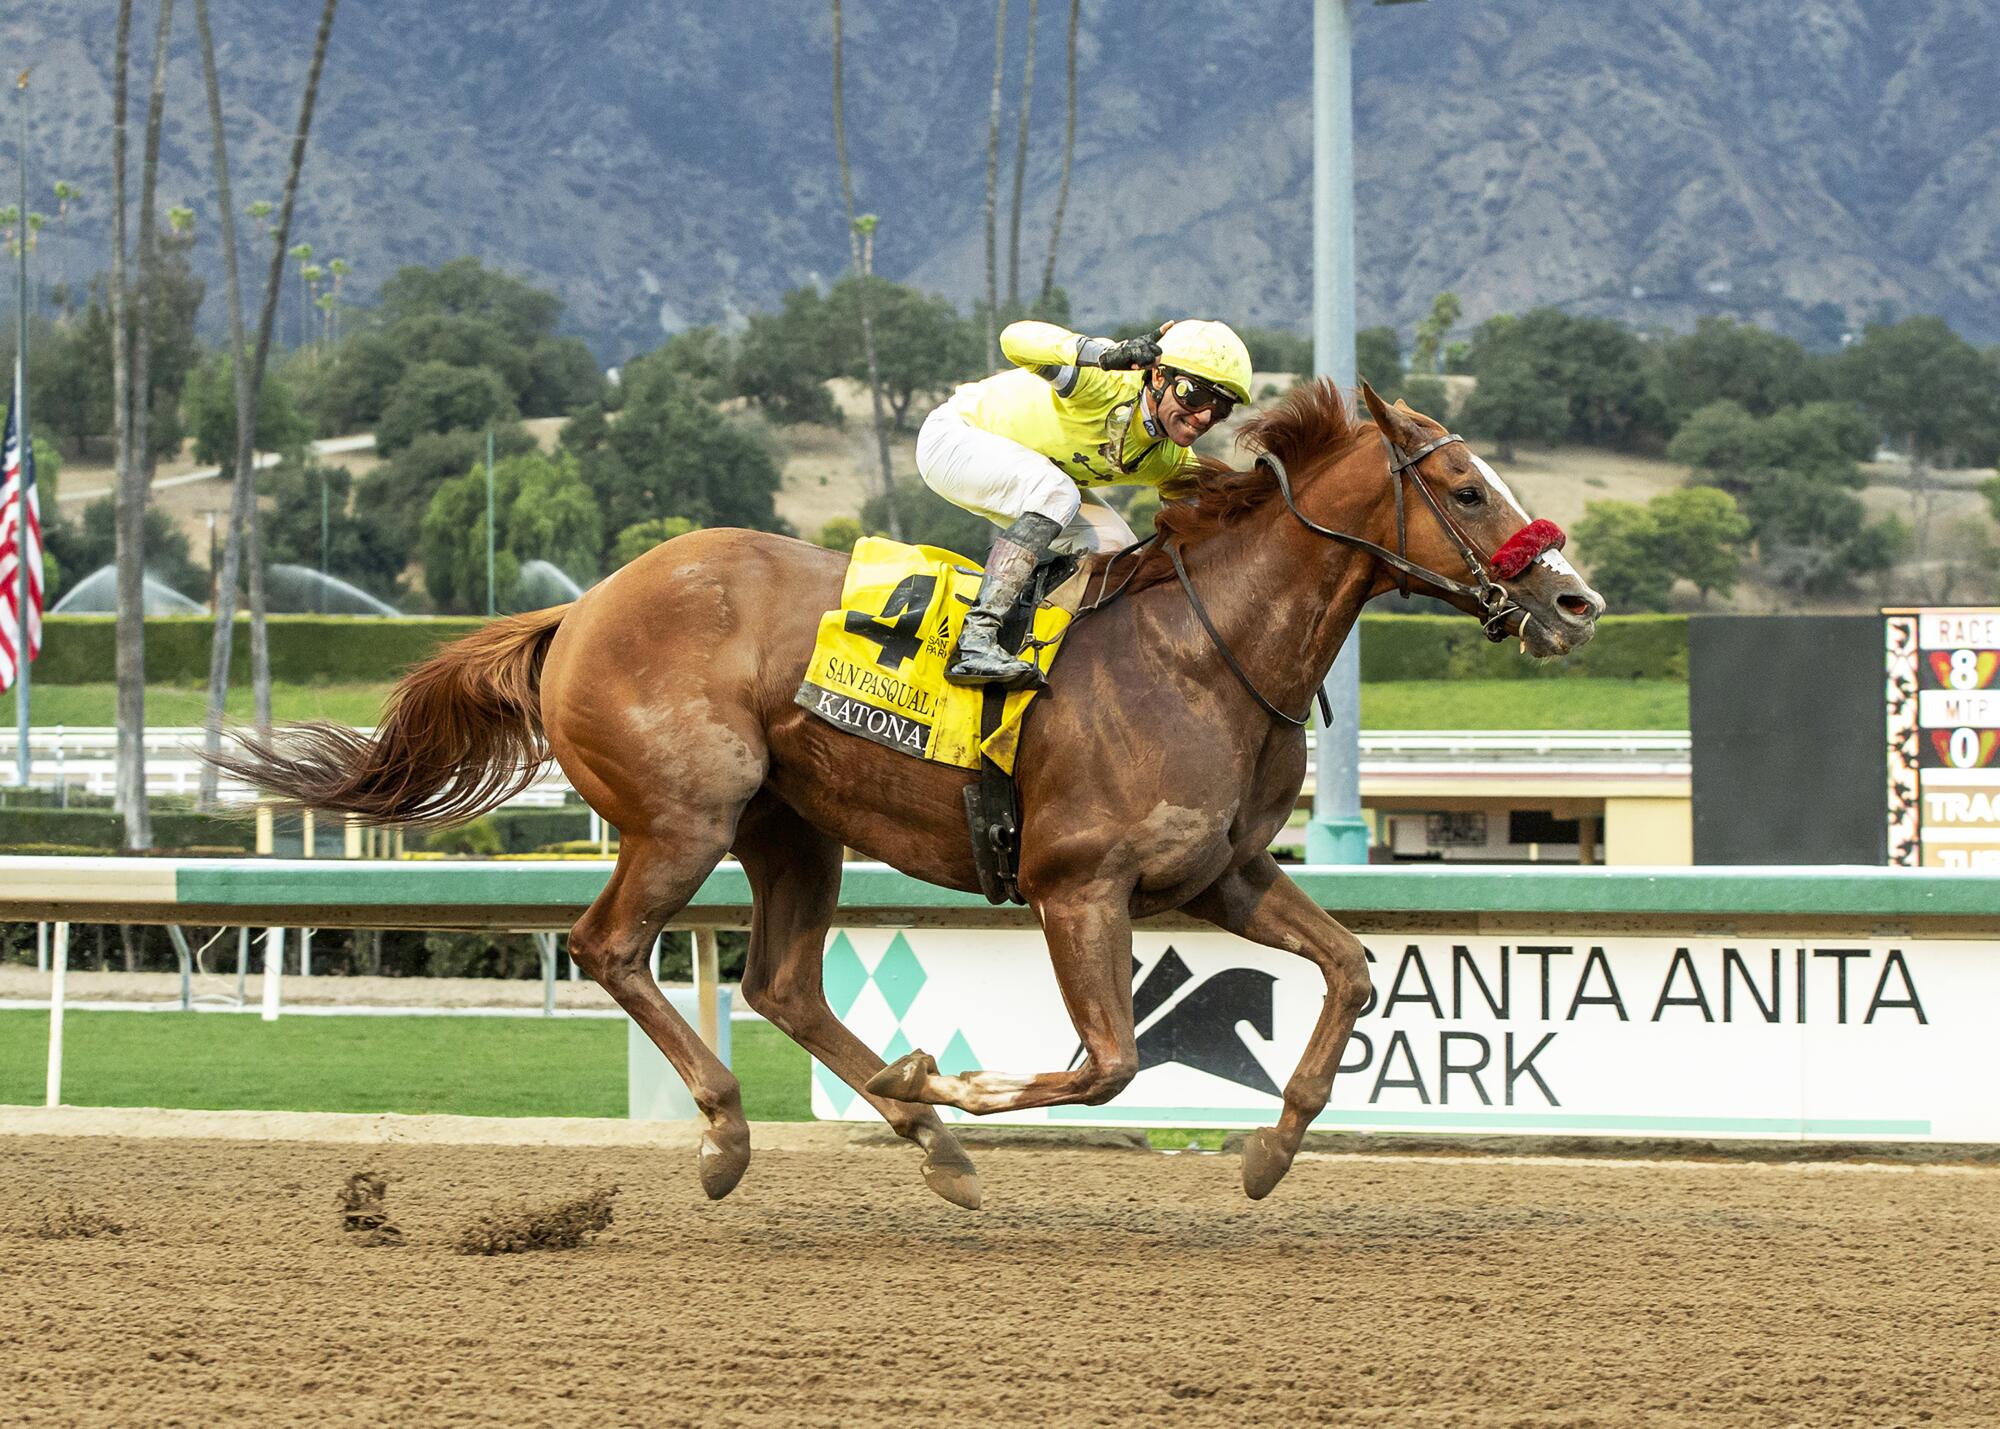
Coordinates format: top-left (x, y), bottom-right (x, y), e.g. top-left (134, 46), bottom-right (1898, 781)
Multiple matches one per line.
top-left (963, 552), bottom-right (1078, 907)
top-left (794, 537), bottom-right (1084, 906)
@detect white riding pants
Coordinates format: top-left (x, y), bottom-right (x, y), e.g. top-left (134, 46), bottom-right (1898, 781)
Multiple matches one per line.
top-left (916, 406), bottom-right (1137, 556)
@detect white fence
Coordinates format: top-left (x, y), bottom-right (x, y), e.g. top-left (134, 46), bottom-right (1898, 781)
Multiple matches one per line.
top-left (3, 726), bottom-right (1688, 806)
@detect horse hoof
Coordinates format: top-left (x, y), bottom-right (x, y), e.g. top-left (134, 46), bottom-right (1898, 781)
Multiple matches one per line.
top-left (865, 1050), bottom-right (938, 1102)
top-left (920, 1138), bottom-right (983, 1210)
top-left (698, 1125), bottom-right (751, 1200)
top-left (1241, 1127), bottom-right (1294, 1201)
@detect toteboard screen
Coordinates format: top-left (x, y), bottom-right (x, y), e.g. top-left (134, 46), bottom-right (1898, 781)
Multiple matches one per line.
top-left (1887, 606), bottom-right (2000, 869)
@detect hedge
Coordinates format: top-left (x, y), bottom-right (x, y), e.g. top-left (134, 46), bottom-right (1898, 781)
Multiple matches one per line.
top-left (36, 615), bottom-right (486, 685)
top-left (0, 806), bottom-right (254, 852)
top-left (1356, 613), bottom-right (1688, 682)
top-left (37, 612), bottom-right (1689, 686)
top-left (405, 809), bottom-right (593, 855)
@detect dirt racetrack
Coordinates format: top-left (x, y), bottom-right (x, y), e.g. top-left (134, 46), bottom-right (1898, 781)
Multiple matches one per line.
top-left (4, 1126), bottom-right (1997, 1426)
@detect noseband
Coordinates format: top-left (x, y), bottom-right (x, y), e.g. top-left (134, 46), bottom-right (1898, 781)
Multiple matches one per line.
top-left (1152, 431), bottom-right (1562, 728)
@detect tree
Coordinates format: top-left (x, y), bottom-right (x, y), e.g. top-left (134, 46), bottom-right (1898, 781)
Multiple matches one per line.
top-left (829, 1), bottom-right (901, 537)
top-left (1355, 326), bottom-right (1402, 390)
top-left (1039, 0), bottom-right (1078, 305)
top-left (108, 0), bottom-right (171, 850)
top-left (374, 361), bottom-right (516, 454)
top-left (1832, 316), bottom-right (2000, 466)
top-left (983, 0), bottom-right (1008, 365)
top-left (564, 363), bottom-right (788, 547)
top-left (376, 256), bottom-right (562, 347)
top-left (1653, 316), bottom-right (1823, 425)
top-left (197, 0), bottom-right (340, 801)
top-left (731, 288), bottom-right (841, 425)
top-left (822, 275), bottom-right (976, 429)
top-left (419, 449), bottom-right (600, 612)
top-left (1409, 291), bottom-right (1461, 376)
top-left (612, 516), bottom-right (699, 568)
top-left (1645, 486), bottom-right (1751, 602)
top-left (649, 326), bottom-right (733, 404)
top-left (1574, 500), bottom-right (1674, 613)
top-left (367, 423), bottom-right (536, 541)
top-left (186, 354), bottom-right (311, 467)
top-left (62, 497), bottom-right (207, 602)
top-left (1456, 346), bottom-right (1566, 461)
top-left (1466, 308), bottom-right (1666, 449)
top-left (258, 462), bottom-right (410, 602)
top-left (862, 478), bottom-right (996, 559)
top-left (1007, 0), bottom-right (1037, 309)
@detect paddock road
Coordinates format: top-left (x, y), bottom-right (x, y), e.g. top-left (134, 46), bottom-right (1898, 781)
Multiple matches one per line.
top-left (3, 1115), bottom-right (1996, 1426)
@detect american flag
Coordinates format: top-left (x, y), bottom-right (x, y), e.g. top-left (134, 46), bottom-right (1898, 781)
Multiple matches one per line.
top-left (0, 374), bottom-right (44, 690)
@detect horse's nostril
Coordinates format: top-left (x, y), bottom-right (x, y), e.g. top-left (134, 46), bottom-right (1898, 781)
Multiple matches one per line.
top-left (1557, 594), bottom-right (1597, 622)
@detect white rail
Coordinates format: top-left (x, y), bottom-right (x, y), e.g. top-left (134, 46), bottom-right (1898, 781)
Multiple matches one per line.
top-left (0, 727), bottom-right (1689, 805)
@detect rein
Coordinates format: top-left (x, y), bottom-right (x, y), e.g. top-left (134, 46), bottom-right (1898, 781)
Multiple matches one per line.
top-left (1150, 431), bottom-right (1544, 728)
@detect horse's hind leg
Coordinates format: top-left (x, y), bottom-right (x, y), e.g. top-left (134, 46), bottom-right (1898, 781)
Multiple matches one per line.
top-left (733, 794), bottom-right (981, 1210)
top-left (866, 887), bottom-right (1140, 1113)
top-left (569, 831), bottom-right (751, 1199)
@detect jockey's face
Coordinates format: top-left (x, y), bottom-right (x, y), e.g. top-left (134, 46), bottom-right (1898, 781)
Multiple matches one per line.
top-left (1148, 369), bottom-right (1220, 447)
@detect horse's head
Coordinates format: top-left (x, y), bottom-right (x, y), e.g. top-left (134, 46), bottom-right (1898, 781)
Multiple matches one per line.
top-left (1359, 382), bottom-right (1603, 658)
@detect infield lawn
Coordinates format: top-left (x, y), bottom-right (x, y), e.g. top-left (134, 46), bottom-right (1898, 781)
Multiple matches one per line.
top-left (0, 1010), bottom-right (810, 1121)
top-left (32, 678), bottom-right (1688, 730)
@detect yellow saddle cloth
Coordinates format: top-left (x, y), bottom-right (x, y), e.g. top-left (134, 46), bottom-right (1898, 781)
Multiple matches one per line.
top-left (796, 537), bottom-right (1078, 774)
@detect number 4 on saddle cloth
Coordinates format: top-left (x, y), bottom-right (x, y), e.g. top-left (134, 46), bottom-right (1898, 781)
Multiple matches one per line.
top-left (795, 536), bottom-right (1083, 776)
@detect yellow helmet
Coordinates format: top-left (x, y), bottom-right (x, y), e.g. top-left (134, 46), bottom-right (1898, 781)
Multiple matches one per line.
top-left (1157, 320), bottom-right (1253, 405)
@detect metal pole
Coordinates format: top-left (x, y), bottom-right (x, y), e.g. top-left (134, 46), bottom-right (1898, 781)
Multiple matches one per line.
top-left (484, 427), bottom-right (495, 617)
top-left (1308, 0), bottom-right (1368, 864)
top-left (319, 469), bottom-right (329, 612)
top-left (261, 926), bottom-right (283, 1021)
top-left (14, 75), bottom-right (32, 788)
top-left (45, 921), bottom-right (67, 1107)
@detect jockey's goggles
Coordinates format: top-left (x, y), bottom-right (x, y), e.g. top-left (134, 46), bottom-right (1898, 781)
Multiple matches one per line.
top-left (1162, 370), bottom-right (1237, 420)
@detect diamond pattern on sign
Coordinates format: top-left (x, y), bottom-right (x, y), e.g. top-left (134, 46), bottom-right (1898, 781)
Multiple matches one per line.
top-left (873, 933), bottom-right (927, 1020)
top-left (823, 933), bottom-right (869, 1019)
top-left (939, 1028), bottom-right (981, 1076)
top-left (883, 1027), bottom-right (913, 1062)
top-left (814, 1059), bottom-right (855, 1116)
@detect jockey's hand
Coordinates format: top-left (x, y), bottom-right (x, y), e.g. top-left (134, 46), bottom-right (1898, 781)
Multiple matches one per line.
top-left (1097, 334), bottom-right (1163, 370)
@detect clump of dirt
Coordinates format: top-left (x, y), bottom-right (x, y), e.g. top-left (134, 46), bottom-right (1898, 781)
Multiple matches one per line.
top-left (453, 1186), bottom-right (617, 1255)
top-left (336, 1170), bottom-right (404, 1248)
top-left (26, 1202), bottom-right (126, 1240)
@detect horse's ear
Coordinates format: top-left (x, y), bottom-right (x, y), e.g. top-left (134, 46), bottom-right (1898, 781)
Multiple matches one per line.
top-left (1360, 380), bottom-right (1425, 447)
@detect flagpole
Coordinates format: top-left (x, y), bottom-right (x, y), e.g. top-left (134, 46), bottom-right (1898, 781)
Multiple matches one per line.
top-left (14, 71), bottom-right (30, 788)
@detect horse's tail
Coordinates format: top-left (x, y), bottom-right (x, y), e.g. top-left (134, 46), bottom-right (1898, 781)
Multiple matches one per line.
top-left (205, 605), bottom-right (570, 827)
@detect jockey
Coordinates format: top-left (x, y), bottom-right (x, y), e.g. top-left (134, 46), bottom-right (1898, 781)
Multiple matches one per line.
top-left (917, 316), bottom-right (1254, 687)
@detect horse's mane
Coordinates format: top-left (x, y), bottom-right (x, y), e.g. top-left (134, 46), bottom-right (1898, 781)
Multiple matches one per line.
top-left (1090, 378), bottom-right (1375, 595)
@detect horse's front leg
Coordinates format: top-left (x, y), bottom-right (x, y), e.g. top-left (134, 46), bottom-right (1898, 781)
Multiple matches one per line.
top-left (1183, 852), bottom-right (1372, 1199)
top-left (865, 888), bottom-right (1137, 1113)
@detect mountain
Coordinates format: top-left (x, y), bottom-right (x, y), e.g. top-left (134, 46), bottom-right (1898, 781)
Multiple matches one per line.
top-left (7, 0), bottom-right (1999, 360)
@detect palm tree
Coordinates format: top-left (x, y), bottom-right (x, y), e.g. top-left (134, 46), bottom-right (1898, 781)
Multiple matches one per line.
top-left (288, 241), bottom-right (313, 347)
top-left (1039, 0), bottom-right (1078, 306)
top-left (109, 0), bottom-right (148, 850)
top-left (1006, 0), bottom-right (1037, 311)
top-left (51, 180), bottom-right (78, 311)
top-left (196, 0), bottom-right (340, 799)
top-left (828, 0), bottom-right (901, 540)
top-left (983, 0), bottom-right (1007, 364)
top-left (326, 256), bottom-right (350, 344)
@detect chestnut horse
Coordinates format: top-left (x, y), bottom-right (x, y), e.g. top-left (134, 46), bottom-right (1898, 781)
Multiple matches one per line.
top-left (214, 382), bottom-right (1603, 1207)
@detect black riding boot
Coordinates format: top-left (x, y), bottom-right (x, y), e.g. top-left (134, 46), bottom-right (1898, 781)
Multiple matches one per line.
top-left (946, 513), bottom-right (1063, 689)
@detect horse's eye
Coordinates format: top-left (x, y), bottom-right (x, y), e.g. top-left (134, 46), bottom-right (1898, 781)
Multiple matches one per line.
top-left (1453, 487), bottom-right (1484, 507)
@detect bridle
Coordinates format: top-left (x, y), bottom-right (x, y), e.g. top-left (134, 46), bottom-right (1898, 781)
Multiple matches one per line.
top-left (1119, 430), bottom-right (1543, 729)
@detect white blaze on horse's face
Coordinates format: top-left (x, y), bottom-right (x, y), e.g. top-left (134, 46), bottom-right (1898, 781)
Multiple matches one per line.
top-left (1463, 451), bottom-right (1603, 655)
top-left (1469, 454), bottom-right (1527, 525)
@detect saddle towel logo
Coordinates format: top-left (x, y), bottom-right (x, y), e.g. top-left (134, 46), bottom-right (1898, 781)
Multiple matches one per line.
top-left (796, 537), bottom-right (1074, 773)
